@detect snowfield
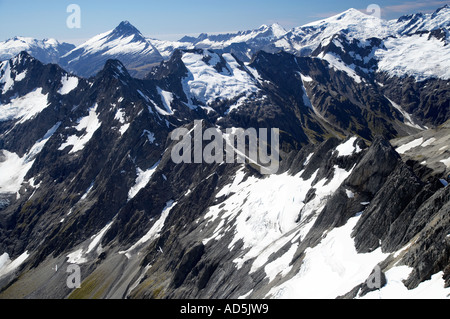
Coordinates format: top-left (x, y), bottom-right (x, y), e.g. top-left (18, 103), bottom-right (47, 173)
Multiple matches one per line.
top-left (0, 88), bottom-right (49, 123)
top-left (58, 75), bottom-right (79, 95)
top-left (375, 33), bottom-right (450, 81)
top-left (181, 50), bottom-right (259, 109)
top-left (202, 161), bottom-right (354, 274)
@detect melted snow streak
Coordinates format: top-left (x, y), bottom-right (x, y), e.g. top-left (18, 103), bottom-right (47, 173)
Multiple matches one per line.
top-left (66, 221), bottom-right (114, 264)
top-left (320, 52), bottom-right (363, 83)
top-left (120, 200), bottom-right (177, 258)
top-left (396, 137), bottom-right (424, 154)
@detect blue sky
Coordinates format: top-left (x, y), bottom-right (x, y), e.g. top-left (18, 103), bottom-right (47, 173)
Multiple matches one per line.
top-left (0, 0), bottom-right (448, 44)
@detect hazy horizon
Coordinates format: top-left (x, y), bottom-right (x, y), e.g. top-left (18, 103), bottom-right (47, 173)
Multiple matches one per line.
top-left (0, 0), bottom-right (448, 45)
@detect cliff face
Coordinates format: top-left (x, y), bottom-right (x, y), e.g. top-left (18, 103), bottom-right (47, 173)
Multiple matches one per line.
top-left (0, 49), bottom-right (449, 299)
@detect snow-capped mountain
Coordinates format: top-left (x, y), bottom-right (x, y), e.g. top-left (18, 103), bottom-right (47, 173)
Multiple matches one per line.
top-left (278, 8), bottom-right (394, 56)
top-left (0, 5), bottom-right (449, 301)
top-left (148, 38), bottom-right (193, 59)
top-left (0, 37), bottom-right (75, 64)
top-left (268, 5), bottom-right (450, 56)
top-left (172, 23), bottom-right (288, 62)
top-left (180, 23), bottom-right (287, 47)
top-left (392, 4), bottom-right (450, 35)
top-left (168, 5), bottom-right (449, 62)
top-left (60, 21), bottom-right (164, 78)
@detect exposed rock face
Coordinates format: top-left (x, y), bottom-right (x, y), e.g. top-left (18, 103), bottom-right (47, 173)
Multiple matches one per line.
top-left (0, 44), bottom-right (449, 299)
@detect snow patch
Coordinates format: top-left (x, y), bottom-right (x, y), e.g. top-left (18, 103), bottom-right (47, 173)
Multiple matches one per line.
top-left (0, 88), bottom-right (49, 123)
top-left (15, 70), bottom-right (27, 82)
top-left (0, 251), bottom-right (29, 278)
top-left (346, 189), bottom-right (355, 198)
top-left (156, 87), bottom-right (174, 115)
top-left (142, 130), bottom-right (155, 144)
top-left (0, 61), bottom-right (14, 93)
top-left (441, 157), bottom-right (450, 168)
top-left (421, 137), bottom-right (436, 147)
top-left (335, 137), bottom-right (361, 157)
top-left (67, 249), bottom-right (87, 264)
top-left (59, 104), bottom-right (101, 154)
top-left (387, 97), bottom-right (423, 130)
top-left (202, 163), bottom-right (354, 279)
top-left (58, 75), bottom-right (79, 95)
top-left (396, 137), bottom-right (424, 154)
top-left (0, 122), bottom-right (60, 195)
top-left (320, 52), bottom-right (363, 83)
top-left (361, 268), bottom-right (450, 299)
top-left (86, 221), bottom-right (114, 254)
top-left (128, 160), bottom-right (160, 200)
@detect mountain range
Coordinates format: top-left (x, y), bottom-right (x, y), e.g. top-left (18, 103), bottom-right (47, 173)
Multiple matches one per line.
top-left (1, 5), bottom-right (449, 78)
top-left (0, 5), bottom-right (449, 299)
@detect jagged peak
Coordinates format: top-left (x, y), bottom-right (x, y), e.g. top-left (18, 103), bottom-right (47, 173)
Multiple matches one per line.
top-left (435, 4), bottom-right (449, 13)
top-left (97, 59), bottom-right (132, 80)
top-left (10, 51), bottom-right (37, 66)
top-left (432, 4), bottom-right (450, 18)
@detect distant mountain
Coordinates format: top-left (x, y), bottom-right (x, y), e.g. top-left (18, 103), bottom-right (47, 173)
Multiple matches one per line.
top-left (174, 23), bottom-right (288, 62)
top-left (59, 21), bottom-right (164, 78)
top-left (170, 5), bottom-right (450, 60)
top-left (0, 37), bottom-right (75, 64)
top-left (180, 23), bottom-right (287, 46)
top-left (393, 4), bottom-right (450, 35)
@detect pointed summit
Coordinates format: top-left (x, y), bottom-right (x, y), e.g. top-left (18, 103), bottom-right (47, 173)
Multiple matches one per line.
top-left (7, 51), bottom-right (40, 73)
top-left (112, 21), bottom-right (143, 38)
top-left (59, 21), bottom-right (163, 78)
top-left (118, 20), bottom-right (134, 28)
top-left (269, 23), bottom-right (288, 38)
